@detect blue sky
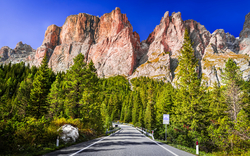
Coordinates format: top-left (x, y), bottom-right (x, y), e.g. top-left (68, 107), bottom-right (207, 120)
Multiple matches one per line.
top-left (0, 0), bottom-right (249, 49)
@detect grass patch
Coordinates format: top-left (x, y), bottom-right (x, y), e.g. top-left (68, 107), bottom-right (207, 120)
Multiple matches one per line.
top-left (155, 139), bottom-right (215, 156)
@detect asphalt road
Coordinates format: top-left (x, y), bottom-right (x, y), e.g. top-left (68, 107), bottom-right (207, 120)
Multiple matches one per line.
top-left (44, 125), bottom-right (195, 156)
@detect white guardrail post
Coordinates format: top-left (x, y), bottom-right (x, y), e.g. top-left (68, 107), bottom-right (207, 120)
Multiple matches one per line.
top-left (56, 136), bottom-right (59, 147)
top-left (196, 141), bottom-right (199, 155)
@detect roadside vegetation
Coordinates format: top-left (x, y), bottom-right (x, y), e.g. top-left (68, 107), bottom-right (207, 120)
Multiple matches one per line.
top-left (0, 29), bottom-right (249, 155)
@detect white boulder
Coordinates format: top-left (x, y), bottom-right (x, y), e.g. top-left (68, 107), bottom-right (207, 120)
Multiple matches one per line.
top-left (58, 124), bottom-right (79, 143)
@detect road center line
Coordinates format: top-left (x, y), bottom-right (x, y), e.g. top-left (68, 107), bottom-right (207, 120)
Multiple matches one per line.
top-left (69, 129), bottom-right (121, 156)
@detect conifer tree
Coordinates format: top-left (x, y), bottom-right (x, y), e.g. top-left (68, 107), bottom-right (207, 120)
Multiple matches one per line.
top-left (14, 74), bottom-right (34, 118)
top-left (79, 60), bottom-right (103, 132)
top-left (64, 53), bottom-right (87, 118)
top-left (208, 82), bottom-right (227, 121)
top-left (28, 54), bottom-right (51, 119)
top-left (120, 102), bottom-right (125, 121)
top-left (138, 107), bottom-right (143, 127)
top-left (132, 92), bottom-right (138, 125)
top-left (132, 91), bottom-right (142, 126)
top-left (47, 74), bottom-right (64, 118)
top-left (144, 101), bottom-right (152, 130)
top-left (0, 68), bottom-right (3, 95)
top-left (172, 29), bottom-right (206, 146)
top-left (154, 83), bottom-right (174, 139)
top-left (222, 58), bottom-right (245, 122)
top-left (124, 93), bottom-right (132, 123)
top-left (144, 85), bottom-right (155, 130)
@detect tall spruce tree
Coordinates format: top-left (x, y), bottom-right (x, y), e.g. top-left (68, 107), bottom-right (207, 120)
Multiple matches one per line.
top-left (144, 85), bottom-right (155, 130)
top-left (79, 60), bottom-right (103, 132)
top-left (14, 74), bottom-right (34, 119)
top-left (222, 58), bottom-right (245, 122)
top-left (28, 54), bottom-right (51, 119)
top-left (208, 82), bottom-right (227, 122)
top-left (64, 53), bottom-right (87, 118)
top-left (154, 83), bottom-right (174, 139)
top-left (172, 29), bottom-right (206, 147)
top-left (47, 73), bottom-right (65, 118)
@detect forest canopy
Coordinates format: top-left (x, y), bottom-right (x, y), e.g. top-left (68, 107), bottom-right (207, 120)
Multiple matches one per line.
top-left (0, 30), bottom-right (250, 155)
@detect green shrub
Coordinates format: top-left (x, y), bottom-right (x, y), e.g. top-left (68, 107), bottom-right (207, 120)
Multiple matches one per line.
top-left (0, 117), bottom-right (96, 155)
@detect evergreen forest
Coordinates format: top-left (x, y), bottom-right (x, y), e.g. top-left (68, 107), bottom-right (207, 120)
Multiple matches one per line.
top-left (0, 29), bottom-right (250, 155)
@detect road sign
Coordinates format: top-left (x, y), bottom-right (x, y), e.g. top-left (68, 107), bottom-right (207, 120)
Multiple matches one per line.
top-left (163, 114), bottom-right (169, 141)
top-left (163, 114), bottom-right (169, 124)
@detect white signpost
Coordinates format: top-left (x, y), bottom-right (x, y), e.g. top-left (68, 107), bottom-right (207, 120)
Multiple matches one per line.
top-left (163, 114), bottom-right (169, 141)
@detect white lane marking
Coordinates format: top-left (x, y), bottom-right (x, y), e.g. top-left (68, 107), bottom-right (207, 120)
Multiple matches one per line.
top-left (69, 129), bottom-right (121, 156)
top-left (133, 127), bottom-right (178, 156)
top-left (144, 136), bottom-right (178, 156)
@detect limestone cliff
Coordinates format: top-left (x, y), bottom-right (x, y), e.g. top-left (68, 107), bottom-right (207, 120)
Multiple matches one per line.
top-left (1, 8), bottom-right (250, 86)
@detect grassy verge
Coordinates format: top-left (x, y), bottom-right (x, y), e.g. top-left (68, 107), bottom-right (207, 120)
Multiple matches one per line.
top-left (155, 139), bottom-right (215, 156)
top-left (155, 140), bottom-right (250, 156)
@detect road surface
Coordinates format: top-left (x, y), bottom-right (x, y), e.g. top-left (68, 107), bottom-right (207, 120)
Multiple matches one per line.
top-left (44, 125), bottom-right (194, 156)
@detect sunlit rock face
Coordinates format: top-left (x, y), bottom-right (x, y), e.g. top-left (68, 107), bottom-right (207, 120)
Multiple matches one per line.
top-left (48, 13), bottom-right (99, 71)
top-left (133, 11), bottom-right (250, 86)
top-left (88, 7), bottom-right (141, 77)
top-left (37, 7), bottom-right (142, 77)
top-left (200, 13), bottom-right (250, 86)
top-left (239, 12), bottom-right (250, 55)
top-left (131, 11), bottom-right (211, 82)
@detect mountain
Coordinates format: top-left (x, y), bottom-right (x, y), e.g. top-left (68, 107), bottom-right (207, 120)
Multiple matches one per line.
top-left (0, 41), bottom-right (36, 65)
top-left (1, 8), bottom-right (250, 85)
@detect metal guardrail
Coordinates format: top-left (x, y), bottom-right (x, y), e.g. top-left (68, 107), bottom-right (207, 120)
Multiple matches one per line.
top-left (136, 127), bottom-right (154, 140)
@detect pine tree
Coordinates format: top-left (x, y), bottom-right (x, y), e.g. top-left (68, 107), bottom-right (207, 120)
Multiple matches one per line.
top-left (124, 93), bottom-right (132, 123)
top-left (79, 60), bottom-right (103, 132)
top-left (132, 91), bottom-right (142, 126)
top-left (208, 82), bottom-right (227, 122)
top-left (120, 101), bottom-right (125, 121)
top-left (0, 68), bottom-right (4, 98)
top-left (28, 54), bottom-right (51, 119)
top-left (144, 84), bottom-right (155, 130)
top-left (222, 58), bottom-right (245, 122)
top-left (144, 101), bottom-right (152, 130)
top-left (172, 29), bottom-right (206, 147)
top-left (64, 53), bottom-right (87, 118)
top-left (154, 83), bottom-right (174, 139)
top-left (14, 74), bottom-right (34, 118)
top-left (47, 74), bottom-right (64, 118)
top-left (132, 92), bottom-right (138, 125)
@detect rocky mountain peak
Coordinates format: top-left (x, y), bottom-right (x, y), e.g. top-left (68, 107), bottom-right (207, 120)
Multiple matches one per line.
top-left (239, 12), bottom-right (250, 55)
top-left (14, 41), bottom-right (34, 54)
top-left (43, 24), bottom-right (61, 50)
top-left (2, 9), bottom-right (250, 86)
top-left (0, 42), bottom-right (35, 65)
top-left (240, 12), bottom-right (250, 39)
